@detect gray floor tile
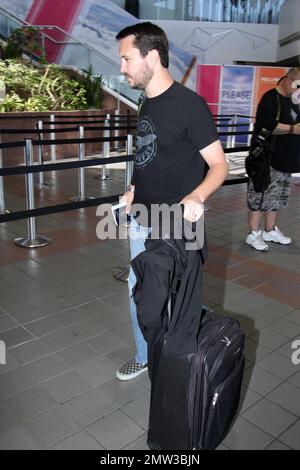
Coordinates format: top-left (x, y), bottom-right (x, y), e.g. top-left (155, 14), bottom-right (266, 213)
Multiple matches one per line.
top-left (244, 338), bottom-right (273, 363)
top-left (54, 307), bottom-right (93, 327)
top-left (9, 339), bottom-right (52, 365)
top-left (121, 433), bottom-right (148, 450)
top-left (288, 370), bottom-right (300, 389)
top-left (4, 385), bottom-right (58, 421)
top-left (41, 370), bottom-right (92, 403)
top-left (40, 328), bottom-right (81, 352)
top-left (111, 322), bottom-right (135, 346)
top-left (97, 379), bottom-right (147, 409)
top-left (286, 310), bottom-right (300, 326)
top-left (249, 329), bottom-right (291, 351)
top-left (68, 317), bottom-right (108, 340)
top-left (24, 354), bottom-right (71, 383)
top-left (64, 388), bottom-right (117, 426)
top-left (9, 305), bottom-right (49, 325)
top-left (0, 367), bottom-right (36, 400)
top-left (238, 386), bottom-right (263, 414)
top-left (267, 319), bottom-right (300, 339)
top-left (122, 393), bottom-right (151, 430)
top-left (60, 291), bottom-right (96, 308)
top-left (221, 416), bottom-right (274, 450)
top-left (48, 430), bottom-right (104, 450)
top-left (266, 440), bottom-right (291, 450)
top-left (87, 331), bottom-right (128, 356)
top-left (1, 326), bottom-right (34, 348)
top-left (24, 407), bottom-right (81, 448)
top-left (87, 410), bottom-right (144, 450)
top-left (56, 342), bottom-right (99, 367)
top-left (278, 420), bottom-right (300, 450)
top-left (75, 356), bottom-right (117, 387)
top-left (101, 292), bottom-right (131, 311)
top-left (242, 398), bottom-right (297, 437)
top-left (0, 352), bottom-right (20, 376)
top-left (256, 352), bottom-right (298, 380)
top-left (267, 382), bottom-right (300, 416)
top-left (243, 365), bottom-right (283, 395)
top-left (0, 425), bottom-right (41, 450)
top-left (25, 317), bottom-right (62, 337)
top-left (0, 403), bottom-right (19, 434)
top-left (0, 314), bottom-right (19, 333)
top-left (276, 339), bottom-right (298, 359)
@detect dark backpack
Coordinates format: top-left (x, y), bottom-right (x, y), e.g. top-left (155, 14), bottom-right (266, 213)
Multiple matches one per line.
top-left (245, 127), bottom-right (272, 193)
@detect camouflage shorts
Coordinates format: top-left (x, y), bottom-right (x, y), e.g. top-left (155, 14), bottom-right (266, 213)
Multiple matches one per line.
top-left (247, 167), bottom-right (292, 211)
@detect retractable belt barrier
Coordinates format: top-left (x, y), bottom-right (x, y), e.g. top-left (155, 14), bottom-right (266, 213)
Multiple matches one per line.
top-left (0, 125), bottom-right (250, 251)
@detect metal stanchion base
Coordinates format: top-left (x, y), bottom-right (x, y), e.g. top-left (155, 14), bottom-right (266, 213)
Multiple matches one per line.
top-left (113, 265), bottom-right (130, 282)
top-left (94, 174), bottom-right (113, 181)
top-left (35, 182), bottom-right (50, 189)
top-left (14, 235), bottom-right (51, 248)
top-left (69, 196), bottom-right (95, 202)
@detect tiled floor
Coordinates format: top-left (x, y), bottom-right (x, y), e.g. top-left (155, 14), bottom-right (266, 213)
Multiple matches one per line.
top-left (0, 168), bottom-right (300, 450)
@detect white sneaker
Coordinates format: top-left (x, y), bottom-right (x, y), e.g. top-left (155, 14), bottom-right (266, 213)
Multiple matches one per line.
top-left (262, 226), bottom-right (292, 245)
top-left (245, 230), bottom-right (269, 251)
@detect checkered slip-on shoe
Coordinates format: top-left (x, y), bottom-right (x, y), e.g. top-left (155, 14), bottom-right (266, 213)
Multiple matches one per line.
top-left (116, 359), bottom-right (148, 381)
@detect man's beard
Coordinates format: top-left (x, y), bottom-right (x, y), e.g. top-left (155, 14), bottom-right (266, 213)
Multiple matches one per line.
top-left (126, 68), bottom-right (154, 90)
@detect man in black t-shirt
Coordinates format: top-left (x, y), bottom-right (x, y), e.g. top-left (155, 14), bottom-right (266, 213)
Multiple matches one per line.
top-left (246, 67), bottom-right (300, 252)
top-left (115, 22), bottom-right (228, 381)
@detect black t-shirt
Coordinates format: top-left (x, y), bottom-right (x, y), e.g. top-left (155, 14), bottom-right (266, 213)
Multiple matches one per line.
top-left (254, 88), bottom-right (300, 173)
top-left (131, 81), bottom-right (218, 208)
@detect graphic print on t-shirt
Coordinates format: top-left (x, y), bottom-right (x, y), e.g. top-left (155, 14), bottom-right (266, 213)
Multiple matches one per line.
top-left (135, 116), bottom-right (157, 169)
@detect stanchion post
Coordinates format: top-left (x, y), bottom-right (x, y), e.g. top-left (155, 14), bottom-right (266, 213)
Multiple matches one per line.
top-left (36, 120), bottom-right (49, 189)
top-left (0, 131), bottom-right (10, 214)
top-left (14, 139), bottom-right (51, 248)
top-left (50, 114), bottom-right (56, 162)
top-left (248, 121), bottom-right (254, 147)
top-left (69, 126), bottom-right (94, 201)
top-left (114, 109), bottom-right (120, 150)
top-left (112, 132), bottom-right (133, 283)
top-left (99, 117), bottom-right (112, 181)
top-left (125, 133), bottom-right (133, 192)
top-left (226, 117), bottom-right (233, 149)
top-left (231, 114), bottom-right (237, 148)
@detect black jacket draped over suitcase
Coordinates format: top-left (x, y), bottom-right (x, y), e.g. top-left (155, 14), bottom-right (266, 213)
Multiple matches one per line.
top-left (131, 233), bottom-right (245, 450)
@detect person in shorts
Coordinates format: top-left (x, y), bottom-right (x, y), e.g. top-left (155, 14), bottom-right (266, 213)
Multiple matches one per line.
top-left (246, 67), bottom-right (300, 251)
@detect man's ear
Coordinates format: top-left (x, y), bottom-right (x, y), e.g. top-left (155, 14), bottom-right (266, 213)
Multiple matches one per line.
top-left (148, 49), bottom-right (159, 67)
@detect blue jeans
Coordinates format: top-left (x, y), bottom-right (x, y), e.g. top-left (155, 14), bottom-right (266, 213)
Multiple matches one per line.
top-left (128, 218), bottom-right (151, 365)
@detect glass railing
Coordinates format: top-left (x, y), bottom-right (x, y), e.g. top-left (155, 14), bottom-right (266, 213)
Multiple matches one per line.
top-left (0, 6), bottom-right (140, 107)
top-left (113, 0), bottom-right (286, 24)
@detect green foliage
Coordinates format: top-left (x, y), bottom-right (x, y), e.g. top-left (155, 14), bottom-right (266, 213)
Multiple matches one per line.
top-left (0, 60), bottom-right (89, 111)
top-left (4, 27), bottom-right (46, 61)
top-left (81, 65), bottom-right (103, 109)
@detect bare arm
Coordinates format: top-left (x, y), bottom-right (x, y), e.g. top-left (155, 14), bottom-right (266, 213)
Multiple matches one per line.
top-left (180, 140), bottom-right (228, 221)
top-left (273, 122), bottom-right (300, 135)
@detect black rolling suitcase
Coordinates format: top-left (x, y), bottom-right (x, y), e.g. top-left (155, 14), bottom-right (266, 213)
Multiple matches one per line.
top-left (148, 308), bottom-right (245, 450)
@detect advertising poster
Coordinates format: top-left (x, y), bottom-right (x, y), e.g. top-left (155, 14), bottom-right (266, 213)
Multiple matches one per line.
top-left (220, 65), bottom-right (254, 144)
top-left (253, 66), bottom-right (288, 114)
top-left (196, 65), bottom-right (221, 116)
top-left (26, 0), bottom-right (84, 62)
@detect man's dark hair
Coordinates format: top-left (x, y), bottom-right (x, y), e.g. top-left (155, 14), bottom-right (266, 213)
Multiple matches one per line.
top-left (116, 22), bottom-right (169, 68)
